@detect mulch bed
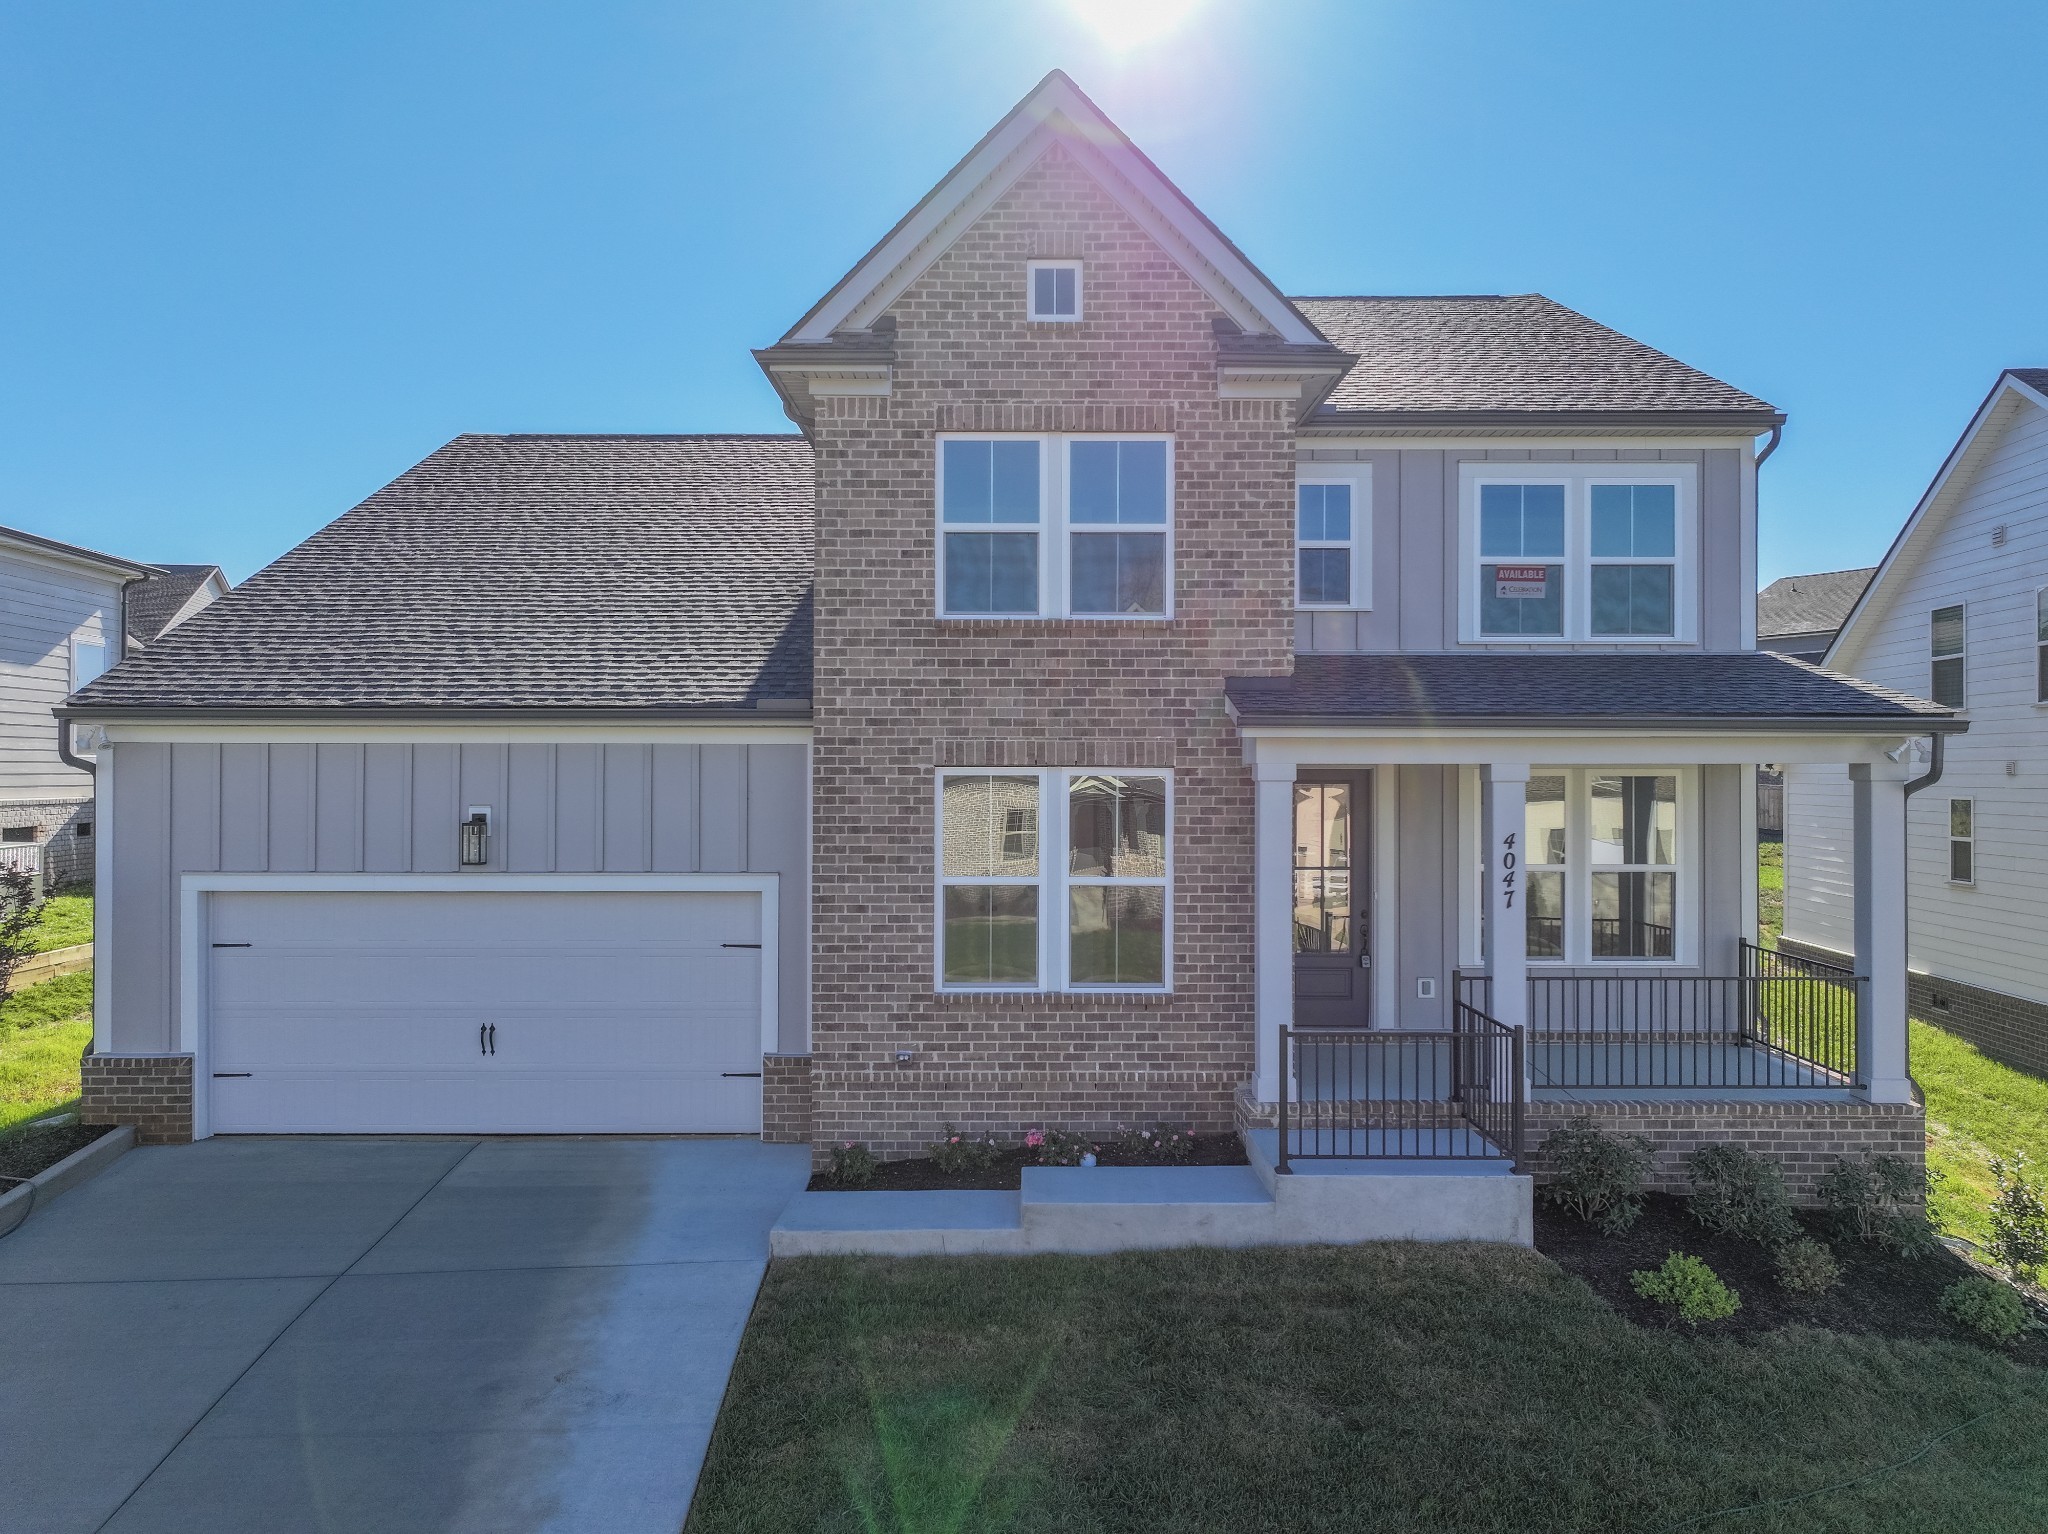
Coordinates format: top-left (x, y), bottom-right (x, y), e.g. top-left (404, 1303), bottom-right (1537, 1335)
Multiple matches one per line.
top-left (1536, 1191), bottom-right (2048, 1364)
top-left (0, 1120), bottom-right (105, 1188)
top-left (806, 1132), bottom-right (1249, 1192)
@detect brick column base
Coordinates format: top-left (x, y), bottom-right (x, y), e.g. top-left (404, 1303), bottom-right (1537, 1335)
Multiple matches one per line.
top-left (80, 1053), bottom-right (195, 1144)
top-left (762, 1054), bottom-right (814, 1146)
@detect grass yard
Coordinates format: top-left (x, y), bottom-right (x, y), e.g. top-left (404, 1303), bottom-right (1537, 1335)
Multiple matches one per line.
top-left (689, 1245), bottom-right (2048, 1534)
top-left (0, 970), bottom-right (93, 1134)
top-left (1916, 1020), bottom-right (2048, 1252)
top-left (30, 890), bottom-right (92, 952)
top-left (1758, 835), bottom-right (1783, 944)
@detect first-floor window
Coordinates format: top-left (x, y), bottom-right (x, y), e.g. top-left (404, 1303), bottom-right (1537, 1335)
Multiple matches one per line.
top-left (1488, 767), bottom-right (1685, 963)
top-left (2036, 588), bottom-right (2046, 703)
top-left (1948, 798), bottom-right (1974, 885)
top-left (938, 768), bottom-right (1170, 991)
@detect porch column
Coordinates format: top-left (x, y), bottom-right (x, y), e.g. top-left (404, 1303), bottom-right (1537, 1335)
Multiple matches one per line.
top-left (1851, 760), bottom-right (1915, 1103)
top-left (1482, 763), bottom-right (1531, 1097)
top-left (1253, 759), bottom-right (1295, 1106)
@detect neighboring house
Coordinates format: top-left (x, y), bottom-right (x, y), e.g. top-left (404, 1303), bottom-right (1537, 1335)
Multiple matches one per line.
top-left (65, 74), bottom-right (1952, 1199)
top-left (1783, 369), bottom-right (2048, 1077)
top-left (0, 524), bottom-right (158, 889)
top-left (124, 563), bottom-right (229, 652)
top-left (1757, 566), bottom-right (1875, 661)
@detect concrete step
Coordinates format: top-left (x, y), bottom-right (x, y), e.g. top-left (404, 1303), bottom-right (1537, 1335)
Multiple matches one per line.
top-left (770, 1190), bottom-right (1025, 1257)
top-left (1020, 1165), bottom-right (1274, 1253)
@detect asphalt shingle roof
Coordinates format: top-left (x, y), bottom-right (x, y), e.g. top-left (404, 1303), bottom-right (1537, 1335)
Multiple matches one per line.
top-left (1756, 568), bottom-right (1876, 640)
top-left (72, 434), bottom-right (816, 713)
top-left (1291, 295), bottom-right (1779, 419)
top-left (125, 564), bottom-right (225, 646)
top-left (1225, 652), bottom-right (1956, 727)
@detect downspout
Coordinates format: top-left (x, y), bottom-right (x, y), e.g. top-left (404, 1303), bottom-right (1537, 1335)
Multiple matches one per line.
top-left (1901, 731), bottom-right (1945, 800)
top-left (1755, 422), bottom-right (1783, 467)
top-left (56, 573), bottom-right (136, 776)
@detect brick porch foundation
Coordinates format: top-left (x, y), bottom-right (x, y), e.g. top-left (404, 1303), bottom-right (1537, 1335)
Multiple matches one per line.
top-left (80, 1052), bottom-right (194, 1144)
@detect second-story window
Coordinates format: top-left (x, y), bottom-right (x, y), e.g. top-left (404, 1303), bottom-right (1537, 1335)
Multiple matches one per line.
top-left (938, 435), bottom-right (1172, 619)
top-left (1930, 603), bottom-right (1965, 707)
top-left (2037, 588), bottom-right (2047, 703)
top-left (1589, 484), bottom-right (1677, 636)
top-left (1027, 260), bottom-right (1081, 321)
top-left (1296, 475), bottom-right (1371, 609)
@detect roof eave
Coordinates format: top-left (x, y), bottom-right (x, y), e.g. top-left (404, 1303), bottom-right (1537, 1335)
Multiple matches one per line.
top-left (1299, 407), bottom-right (1786, 436)
top-left (59, 704), bottom-right (816, 725)
top-left (1228, 710), bottom-right (1966, 734)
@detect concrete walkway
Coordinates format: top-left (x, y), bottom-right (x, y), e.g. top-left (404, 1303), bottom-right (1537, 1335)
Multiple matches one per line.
top-left (0, 1136), bottom-right (810, 1534)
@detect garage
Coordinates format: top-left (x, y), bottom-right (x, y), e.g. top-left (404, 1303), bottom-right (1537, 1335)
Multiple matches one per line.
top-left (203, 886), bottom-right (770, 1135)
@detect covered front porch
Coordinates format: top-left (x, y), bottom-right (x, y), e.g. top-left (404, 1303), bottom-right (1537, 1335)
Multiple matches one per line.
top-left (1224, 653), bottom-right (1963, 1170)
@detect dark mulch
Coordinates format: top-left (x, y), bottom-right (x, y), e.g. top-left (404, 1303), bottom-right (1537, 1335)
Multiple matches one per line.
top-left (0, 1120), bottom-right (104, 1187)
top-left (1536, 1190), bottom-right (2048, 1364)
top-left (806, 1131), bottom-right (1248, 1192)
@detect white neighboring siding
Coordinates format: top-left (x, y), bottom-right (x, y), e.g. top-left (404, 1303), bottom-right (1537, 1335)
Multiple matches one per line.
top-left (1781, 761), bottom-right (1856, 956)
top-left (1784, 394), bottom-right (2048, 1005)
top-left (0, 551), bottom-right (124, 802)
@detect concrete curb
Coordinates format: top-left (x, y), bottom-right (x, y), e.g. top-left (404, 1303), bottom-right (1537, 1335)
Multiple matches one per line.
top-left (18, 944), bottom-right (92, 987)
top-left (0, 1123), bottom-right (134, 1229)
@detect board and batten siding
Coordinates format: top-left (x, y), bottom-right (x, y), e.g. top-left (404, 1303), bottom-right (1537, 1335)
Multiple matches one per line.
top-left (104, 739), bottom-right (811, 1054)
top-left (0, 552), bottom-right (123, 801)
top-left (1292, 446), bottom-right (1747, 654)
top-left (1783, 392), bottom-right (2048, 1007)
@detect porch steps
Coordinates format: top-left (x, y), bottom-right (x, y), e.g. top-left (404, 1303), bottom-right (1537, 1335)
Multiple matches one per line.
top-left (768, 1140), bottom-right (1533, 1258)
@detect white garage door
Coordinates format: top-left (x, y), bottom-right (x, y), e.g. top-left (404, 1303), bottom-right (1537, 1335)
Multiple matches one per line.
top-left (205, 889), bottom-right (766, 1135)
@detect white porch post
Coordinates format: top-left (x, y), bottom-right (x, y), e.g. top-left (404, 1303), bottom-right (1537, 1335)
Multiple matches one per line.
top-left (1253, 759), bottom-right (1295, 1107)
top-left (1851, 759), bottom-right (1915, 1103)
top-left (1482, 763), bottom-right (1530, 1097)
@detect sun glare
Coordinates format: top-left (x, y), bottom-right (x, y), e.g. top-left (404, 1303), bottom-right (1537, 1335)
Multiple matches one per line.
top-left (1066, 0), bottom-right (1203, 51)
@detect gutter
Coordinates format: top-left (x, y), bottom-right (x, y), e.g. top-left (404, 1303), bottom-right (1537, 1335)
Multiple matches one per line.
top-left (1228, 712), bottom-right (1968, 735)
top-left (1755, 422), bottom-right (1784, 467)
top-left (1902, 731), bottom-right (1946, 799)
top-left (55, 703), bottom-right (816, 726)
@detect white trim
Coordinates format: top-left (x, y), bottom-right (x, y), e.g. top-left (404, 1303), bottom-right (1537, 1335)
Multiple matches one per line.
top-left (70, 634), bottom-right (110, 693)
top-left (1928, 600), bottom-right (1968, 709)
top-left (933, 767), bottom-right (1174, 996)
top-left (1517, 766), bottom-right (1697, 968)
top-left (1293, 468), bottom-right (1372, 612)
top-left (1026, 259), bottom-right (1082, 322)
top-left (1240, 727), bottom-right (1924, 769)
top-left (1297, 435), bottom-right (1761, 453)
top-left (92, 744), bottom-right (114, 1054)
top-left (1946, 796), bottom-right (1975, 887)
top-left (88, 722), bottom-right (812, 745)
top-left (1739, 437), bottom-right (1759, 649)
top-left (177, 871), bottom-right (782, 1142)
top-left (1371, 765), bottom-right (1397, 1024)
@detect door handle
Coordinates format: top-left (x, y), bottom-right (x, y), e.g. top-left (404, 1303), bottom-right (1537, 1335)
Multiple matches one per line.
top-left (487, 1024), bottom-right (496, 1056)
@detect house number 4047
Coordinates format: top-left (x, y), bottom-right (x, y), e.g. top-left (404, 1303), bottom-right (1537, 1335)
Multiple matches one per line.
top-left (1499, 831), bottom-right (1517, 909)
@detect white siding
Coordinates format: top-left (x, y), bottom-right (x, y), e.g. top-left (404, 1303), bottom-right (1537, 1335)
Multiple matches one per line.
top-left (0, 550), bottom-right (125, 801)
top-left (1783, 393), bottom-right (2048, 1005)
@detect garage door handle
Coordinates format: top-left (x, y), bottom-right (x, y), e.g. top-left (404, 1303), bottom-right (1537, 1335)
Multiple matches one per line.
top-left (212, 942), bottom-right (251, 949)
top-left (488, 1024), bottom-right (496, 1056)
top-left (722, 943), bottom-right (762, 950)
top-left (479, 1024), bottom-right (488, 1057)
top-left (213, 1072), bottom-right (252, 1078)
top-left (722, 1071), bottom-right (762, 1078)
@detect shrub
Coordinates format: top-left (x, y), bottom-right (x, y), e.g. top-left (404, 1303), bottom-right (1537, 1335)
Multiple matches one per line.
top-left (1539, 1117), bottom-right (1654, 1234)
top-left (1026, 1127), bottom-right (1094, 1166)
top-left (827, 1141), bottom-right (876, 1188)
top-left (1685, 1144), bottom-right (1800, 1248)
top-left (1112, 1124), bottom-right (1198, 1164)
top-left (1774, 1237), bottom-right (1842, 1294)
top-left (1630, 1252), bottom-right (1742, 1327)
top-left (927, 1125), bottom-right (1002, 1175)
top-left (1819, 1153), bottom-right (1938, 1255)
top-left (1938, 1277), bottom-right (2032, 1344)
top-left (1987, 1154), bottom-right (2048, 1284)
top-left (0, 868), bottom-right (37, 1009)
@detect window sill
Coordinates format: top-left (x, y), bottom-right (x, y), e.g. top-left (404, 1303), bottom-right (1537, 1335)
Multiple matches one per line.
top-left (1295, 606), bottom-right (1375, 616)
top-left (931, 617), bottom-right (1177, 634)
top-left (933, 989), bottom-right (1177, 1007)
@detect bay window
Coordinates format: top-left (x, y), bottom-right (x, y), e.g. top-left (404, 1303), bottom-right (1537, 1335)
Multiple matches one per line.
top-left (1490, 768), bottom-right (1688, 963)
top-left (938, 769), bottom-right (1171, 991)
top-left (938, 435), bottom-right (1172, 618)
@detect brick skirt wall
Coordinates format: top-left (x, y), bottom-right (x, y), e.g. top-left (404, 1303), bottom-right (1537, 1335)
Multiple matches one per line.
top-left (80, 1052), bottom-right (193, 1144)
top-left (762, 1054), bottom-right (814, 1145)
top-left (1780, 934), bottom-right (2048, 1082)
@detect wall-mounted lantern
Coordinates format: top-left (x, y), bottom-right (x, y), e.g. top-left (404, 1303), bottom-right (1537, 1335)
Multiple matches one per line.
top-left (460, 806), bottom-right (491, 867)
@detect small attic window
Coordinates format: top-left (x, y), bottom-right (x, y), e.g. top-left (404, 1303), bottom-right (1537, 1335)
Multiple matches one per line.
top-left (1028, 261), bottom-right (1081, 322)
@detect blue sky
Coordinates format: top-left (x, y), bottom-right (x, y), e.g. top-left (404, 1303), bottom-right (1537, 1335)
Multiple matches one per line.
top-left (4, 1), bottom-right (2043, 585)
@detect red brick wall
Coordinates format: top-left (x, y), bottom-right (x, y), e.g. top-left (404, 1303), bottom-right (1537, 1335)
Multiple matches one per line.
top-left (808, 145), bottom-right (1295, 1157)
top-left (80, 1053), bottom-right (194, 1145)
top-left (762, 1053), bottom-right (814, 1144)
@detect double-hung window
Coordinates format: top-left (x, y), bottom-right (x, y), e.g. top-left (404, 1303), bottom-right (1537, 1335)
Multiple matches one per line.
top-left (1465, 468), bottom-right (1692, 642)
top-left (1491, 768), bottom-right (1686, 963)
top-left (1295, 474), bottom-right (1371, 609)
top-left (938, 435), bottom-right (1172, 618)
top-left (1930, 604), bottom-right (1965, 707)
top-left (1948, 798), bottom-right (1974, 885)
top-left (2037, 588), bottom-right (2047, 704)
top-left (938, 769), bottom-right (1171, 991)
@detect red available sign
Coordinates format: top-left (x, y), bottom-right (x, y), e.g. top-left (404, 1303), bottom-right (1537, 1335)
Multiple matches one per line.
top-left (1493, 564), bottom-right (1549, 599)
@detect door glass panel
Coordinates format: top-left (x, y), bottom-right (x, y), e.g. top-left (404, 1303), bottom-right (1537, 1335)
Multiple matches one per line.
top-left (1292, 782), bottom-right (1354, 954)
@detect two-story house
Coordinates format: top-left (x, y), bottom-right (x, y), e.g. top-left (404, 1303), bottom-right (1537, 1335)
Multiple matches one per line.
top-left (1783, 369), bottom-right (2048, 1077)
top-left (64, 74), bottom-right (1954, 1197)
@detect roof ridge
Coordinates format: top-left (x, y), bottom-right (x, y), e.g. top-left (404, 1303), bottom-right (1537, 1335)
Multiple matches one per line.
top-left (1289, 293), bottom-right (1516, 303)
top-left (476, 432), bottom-right (809, 442)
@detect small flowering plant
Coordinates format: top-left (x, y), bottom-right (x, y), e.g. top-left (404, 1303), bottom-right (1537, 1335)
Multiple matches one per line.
top-left (927, 1124), bottom-right (1002, 1175)
top-left (828, 1141), bottom-right (876, 1188)
top-left (1031, 1127), bottom-right (1095, 1166)
top-left (1113, 1124), bottom-right (1200, 1164)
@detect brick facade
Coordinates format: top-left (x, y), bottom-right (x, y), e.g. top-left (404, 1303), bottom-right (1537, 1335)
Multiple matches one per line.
top-left (1780, 934), bottom-right (2048, 1082)
top-left (1, 797), bottom-right (94, 891)
top-left (806, 144), bottom-right (1296, 1158)
top-left (762, 1053), bottom-right (814, 1144)
top-left (80, 1052), bottom-right (194, 1144)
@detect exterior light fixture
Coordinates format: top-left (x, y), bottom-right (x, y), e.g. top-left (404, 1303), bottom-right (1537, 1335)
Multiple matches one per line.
top-left (460, 807), bottom-right (491, 867)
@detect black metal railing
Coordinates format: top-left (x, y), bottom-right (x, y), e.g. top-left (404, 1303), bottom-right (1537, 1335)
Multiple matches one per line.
top-left (1452, 946), bottom-right (1861, 1091)
top-left (1276, 1005), bottom-right (1524, 1172)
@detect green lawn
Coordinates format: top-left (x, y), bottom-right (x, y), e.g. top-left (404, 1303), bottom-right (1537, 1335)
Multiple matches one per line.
top-left (1916, 1020), bottom-right (2048, 1251)
top-left (1758, 836), bottom-right (1784, 944)
top-left (689, 1245), bottom-right (2048, 1534)
top-left (1, 970), bottom-right (93, 1134)
top-left (30, 891), bottom-right (92, 952)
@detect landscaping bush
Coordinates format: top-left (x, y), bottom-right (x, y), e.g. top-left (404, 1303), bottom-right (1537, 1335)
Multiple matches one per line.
top-left (0, 868), bottom-right (39, 1008)
top-left (1987, 1154), bottom-right (2048, 1285)
top-left (1630, 1252), bottom-right (1742, 1327)
top-left (1773, 1237), bottom-right (1843, 1295)
top-left (1538, 1117), bottom-right (1653, 1233)
top-left (1938, 1276), bottom-right (2032, 1344)
top-left (827, 1141), bottom-right (875, 1187)
top-left (1112, 1124), bottom-right (1197, 1164)
top-left (1026, 1127), bottom-right (1094, 1166)
top-left (927, 1125), bottom-right (1002, 1175)
top-left (1819, 1153), bottom-right (1938, 1255)
top-left (1684, 1144), bottom-right (1800, 1247)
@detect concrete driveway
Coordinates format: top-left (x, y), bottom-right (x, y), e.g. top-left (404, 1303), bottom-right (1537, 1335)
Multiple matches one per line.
top-left (0, 1136), bottom-right (810, 1534)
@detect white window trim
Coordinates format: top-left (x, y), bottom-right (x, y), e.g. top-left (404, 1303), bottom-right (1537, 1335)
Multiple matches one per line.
top-left (935, 432), bottom-right (1175, 621)
top-left (1026, 259), bottom-right (1083, 322)
top-left (70, 633), bottom-right (109, 693)
top-left (1929, 600), bottom-right (1967, 710)
top-left (1457, 464), bottom-right (1698, 645)
top-left (1513, 766), bottom-right (1698, 967)
top-left (1293, 469), bottom-right (1373, 611)
top-left (2035, 585), bottom-right (2048, 707)
top-left (934, 767), bottom-right (1174, 995)
top-left (1947, 796), bottom-right (1975, 887)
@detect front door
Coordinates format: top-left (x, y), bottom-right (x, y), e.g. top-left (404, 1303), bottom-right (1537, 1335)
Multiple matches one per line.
top-left (1292, 771), bottom-right (1372, 1029)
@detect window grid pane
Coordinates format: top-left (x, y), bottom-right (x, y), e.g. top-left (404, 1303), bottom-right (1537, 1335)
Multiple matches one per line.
top-left (1931, 605), bottom-right (1965, 658)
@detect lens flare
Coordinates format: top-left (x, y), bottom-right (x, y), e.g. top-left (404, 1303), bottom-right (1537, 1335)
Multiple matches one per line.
top-left (1065, 0), bottom-right (1203, 50)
